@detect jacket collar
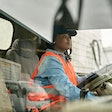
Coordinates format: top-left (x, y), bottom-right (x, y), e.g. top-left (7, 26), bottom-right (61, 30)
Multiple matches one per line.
top-left (46, 49), bottom-right (66, 59)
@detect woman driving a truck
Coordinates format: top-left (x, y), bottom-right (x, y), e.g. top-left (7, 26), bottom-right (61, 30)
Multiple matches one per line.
top-left (32, 25), bottom-right (96, 101)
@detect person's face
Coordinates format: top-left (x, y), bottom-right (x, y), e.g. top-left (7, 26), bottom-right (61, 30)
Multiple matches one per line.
top-left (54, 33), bottom-right (71, 51)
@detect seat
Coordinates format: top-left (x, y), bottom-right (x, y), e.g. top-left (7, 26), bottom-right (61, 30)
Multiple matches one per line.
top-left (5, 39), bottom-right (39, 80)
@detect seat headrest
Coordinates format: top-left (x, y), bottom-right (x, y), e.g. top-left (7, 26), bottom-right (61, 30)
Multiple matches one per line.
top-left (12, 39), bottom-right (37, 58)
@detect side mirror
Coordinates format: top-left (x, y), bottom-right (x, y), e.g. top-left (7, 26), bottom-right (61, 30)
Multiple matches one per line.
top-left (0, 18), bottom-right (13, 50)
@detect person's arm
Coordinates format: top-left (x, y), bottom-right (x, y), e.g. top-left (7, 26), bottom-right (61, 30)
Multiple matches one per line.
top-left (35, 56), bottom-right (95, 100)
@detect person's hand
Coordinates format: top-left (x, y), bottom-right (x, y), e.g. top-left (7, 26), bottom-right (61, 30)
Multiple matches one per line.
top-left (92, 91), bottom-right (98, 96)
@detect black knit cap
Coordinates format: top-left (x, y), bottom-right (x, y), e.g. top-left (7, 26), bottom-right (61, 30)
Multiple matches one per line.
top-left (53, 25), bottom-right (77, 41)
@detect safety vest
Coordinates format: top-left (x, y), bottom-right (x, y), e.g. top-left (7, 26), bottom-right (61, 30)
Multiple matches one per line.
top-left (27, 51), bottom-right (78, 111)
top-left (31, 51), bottom-right (77, 85)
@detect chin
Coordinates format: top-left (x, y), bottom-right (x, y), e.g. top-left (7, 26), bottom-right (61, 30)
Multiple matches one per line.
top-left (63, 46), bottom-right (70, 51)
top-left (67, 46), bottom-right (71, 49)
top-left (66, 47), bottom-right (69, 50)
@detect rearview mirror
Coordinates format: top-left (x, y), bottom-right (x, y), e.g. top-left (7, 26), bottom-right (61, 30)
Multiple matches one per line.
top-left (0, 18), bottom-right (13, 50)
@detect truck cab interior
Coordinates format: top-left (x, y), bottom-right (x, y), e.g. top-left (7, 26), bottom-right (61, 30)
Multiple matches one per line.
top-left (0, 10), bottom-right (112, 112)
top-left (0, 10), bottom-right (54, 112)
top-left (0, 10), bottom-right (52, 80)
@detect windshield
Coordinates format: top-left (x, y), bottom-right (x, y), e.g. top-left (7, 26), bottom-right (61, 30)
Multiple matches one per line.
top-left (0, 18), bottom-right (13, 50)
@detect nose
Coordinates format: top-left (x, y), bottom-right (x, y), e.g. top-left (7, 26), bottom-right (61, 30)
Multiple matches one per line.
top-left (66, 34), bottom-right (71, 40)
top-left (67, 36), bottom-right (71, 41)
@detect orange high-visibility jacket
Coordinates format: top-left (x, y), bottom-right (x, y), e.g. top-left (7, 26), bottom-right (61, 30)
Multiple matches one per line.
top-left (28, 51), bottom-right (78, 111)
top-left (31, 51), bottom-right (77, 86)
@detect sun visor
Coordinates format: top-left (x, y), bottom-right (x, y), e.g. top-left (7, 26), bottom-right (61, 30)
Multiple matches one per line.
top-left (0, 18), bottom-right (13, 50)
